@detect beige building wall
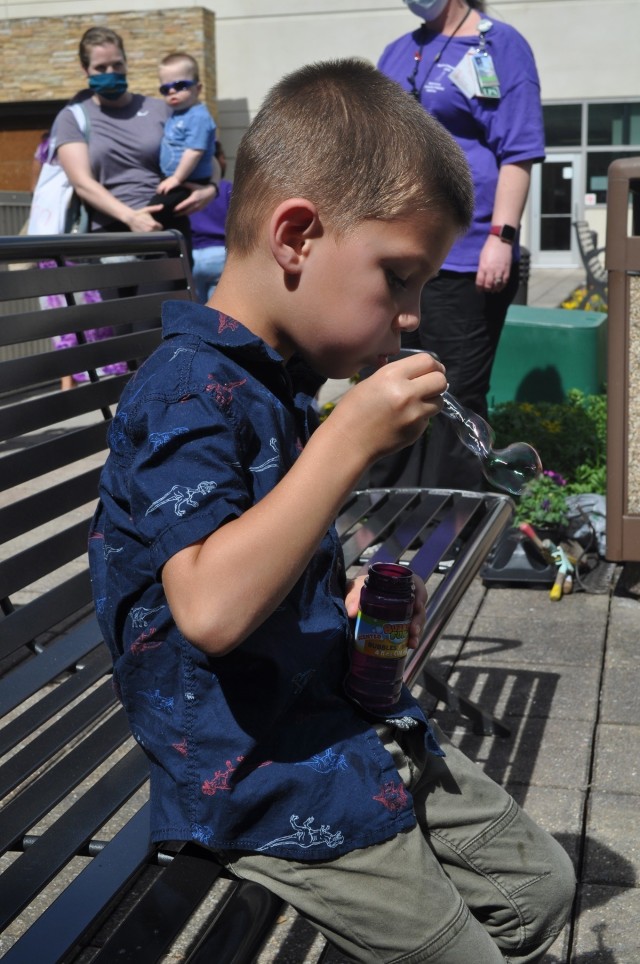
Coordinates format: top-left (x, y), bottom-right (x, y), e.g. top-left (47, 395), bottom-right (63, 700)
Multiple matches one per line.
top-left (1, 0), bottom-right (637, 258)
top-left (1, 7), bottom-right (216, 110)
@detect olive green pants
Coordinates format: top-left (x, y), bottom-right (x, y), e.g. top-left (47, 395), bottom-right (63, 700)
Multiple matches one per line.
top-left (215, 722), bottom-right (575, 962)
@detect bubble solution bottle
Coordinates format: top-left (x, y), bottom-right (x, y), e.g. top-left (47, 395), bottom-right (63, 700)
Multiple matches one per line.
top-left (344, 563), bottom-right (415, 713)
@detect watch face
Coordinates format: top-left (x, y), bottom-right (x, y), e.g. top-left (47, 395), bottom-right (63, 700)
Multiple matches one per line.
top-left (501, 224), bottom-right (517, 242)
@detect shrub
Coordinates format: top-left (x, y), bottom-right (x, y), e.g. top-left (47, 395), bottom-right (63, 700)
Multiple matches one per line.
top-left (514, 470), bottom-right (570, 528)
top-left (491, 389), bottom-right (606, 490)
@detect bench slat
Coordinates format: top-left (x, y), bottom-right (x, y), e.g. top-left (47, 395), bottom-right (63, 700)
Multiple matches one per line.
top-left (0, 379), bottom-right (119, 438)
top-left (1, 805), bottom-right (156, 964)
top-left (0, 254), bottom-right (189, 302)
top-left (91, 842), bottom-right (228, 963)
top-left (340, 489), bottom-right (423, 567)
top-left (0, 422), bottom-right (108, 491)
top-left (0, 467), bottom-right (101, 544)
top-left (0, 678), bottom-right (116, 798)
top-left (187, 880), bottom-right (285, 964)
top-left (334, 488), bottom-right (388, 537)
top-left (0, 617), bottom-right (102, 716)
top-left (0, 707), bottom-right (130, 855)
top-left (0, 518), bottom-right (92, 598)
top-left (0, 572), bottom-right (93, 658)
top-left (0, 746), bottom-right (148, 931)
top-left (0, 289), bottom-right (187, 349)
top-left (0, 330), bottom-right (161, 395)
top-left (0, 645), bottom-right (110, 756)
top-left (362, 493), bottom-right (464, 575)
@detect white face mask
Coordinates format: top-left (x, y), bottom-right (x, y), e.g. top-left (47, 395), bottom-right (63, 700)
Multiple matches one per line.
top-left (403, 0), bottom-right (449, 22)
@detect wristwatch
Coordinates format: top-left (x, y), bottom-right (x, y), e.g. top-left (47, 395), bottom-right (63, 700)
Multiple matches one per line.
top-left (489, 224), bottom-right (517, 245)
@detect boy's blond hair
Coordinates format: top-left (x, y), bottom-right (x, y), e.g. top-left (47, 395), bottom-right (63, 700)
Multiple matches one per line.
top-left (226, 58), bottom-right (473, 255)
top-left (159, 52), bottom-right (200, 83)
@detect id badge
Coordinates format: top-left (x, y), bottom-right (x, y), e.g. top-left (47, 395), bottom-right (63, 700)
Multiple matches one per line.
top-left (450, 51), bottom-right (478, 98)
top-left (472, 52), bottom-right (501, 98)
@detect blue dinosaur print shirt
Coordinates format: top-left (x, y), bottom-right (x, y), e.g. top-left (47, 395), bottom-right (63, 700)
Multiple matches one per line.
top-left (89, 301), bottom-right (443, 860)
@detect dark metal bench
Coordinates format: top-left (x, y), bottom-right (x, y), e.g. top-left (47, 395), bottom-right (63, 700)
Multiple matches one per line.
top-left (0, 233), bottom-right (513, 962)
top-left (573, 219), bottom-right (608, 306)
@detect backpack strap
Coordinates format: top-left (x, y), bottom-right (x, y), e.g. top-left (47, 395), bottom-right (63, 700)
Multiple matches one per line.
top-left (47, 102), bottom-right (90, 163)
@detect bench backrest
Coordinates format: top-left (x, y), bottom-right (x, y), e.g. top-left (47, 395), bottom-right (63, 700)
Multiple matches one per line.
top-left (573, 219), bottom-right (607, 285)
top-left (0, 231), bottom-right (192, 648)
top-left (0, 232), bottom-right (202, 955)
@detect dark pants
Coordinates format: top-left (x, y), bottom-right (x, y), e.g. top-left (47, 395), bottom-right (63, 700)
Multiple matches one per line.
top-left (369, 264), bottom-right (520, 492)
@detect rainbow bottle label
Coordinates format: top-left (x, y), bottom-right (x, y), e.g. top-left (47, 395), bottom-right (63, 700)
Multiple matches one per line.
top-left (353, 612), bottom-right (410, 660)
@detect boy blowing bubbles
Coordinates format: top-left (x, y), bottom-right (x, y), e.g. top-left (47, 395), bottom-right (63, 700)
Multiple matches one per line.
top-left (90, 60), bottom-right (574, 962)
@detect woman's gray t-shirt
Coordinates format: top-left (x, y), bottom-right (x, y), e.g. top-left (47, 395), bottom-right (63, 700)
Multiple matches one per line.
top-left (53, 93), bottom-right (170, 228)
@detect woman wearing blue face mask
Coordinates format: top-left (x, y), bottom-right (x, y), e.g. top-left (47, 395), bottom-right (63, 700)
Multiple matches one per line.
top-left (53, 26), bottom-right (215, 238)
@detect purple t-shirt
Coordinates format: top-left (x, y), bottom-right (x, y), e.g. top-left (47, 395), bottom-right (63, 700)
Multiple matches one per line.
top-left (190, 179), bottom-right (232, 249)
top-left (378, 18), bottom-right (545, 270)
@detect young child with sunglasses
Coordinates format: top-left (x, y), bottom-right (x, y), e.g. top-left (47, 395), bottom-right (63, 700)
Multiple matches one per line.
top-left (149, 51), bottom-right (217, 226)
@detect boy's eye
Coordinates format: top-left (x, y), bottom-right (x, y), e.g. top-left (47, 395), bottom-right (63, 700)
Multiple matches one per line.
top-left (386, 269), bottom-right (407, 291)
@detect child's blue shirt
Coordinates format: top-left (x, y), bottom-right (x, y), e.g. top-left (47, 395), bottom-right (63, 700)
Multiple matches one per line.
top-left (89, 301), bottom-right (443, 860)
top-left (160, 102), bottom-right (216, 180)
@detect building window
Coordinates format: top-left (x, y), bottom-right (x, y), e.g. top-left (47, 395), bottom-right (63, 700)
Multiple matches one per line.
top-left (544, 104), bottom-right (581, 148)
top-left (587, 102), bottom-right (640, 147)
top-left (543, 100), bottom-right (640, 204)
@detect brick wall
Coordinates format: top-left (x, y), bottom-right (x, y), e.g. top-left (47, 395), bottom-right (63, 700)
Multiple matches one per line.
top-left (0, 7), bottom-right (216, 190)
top-left (0, 7), bottom-right (217, 115)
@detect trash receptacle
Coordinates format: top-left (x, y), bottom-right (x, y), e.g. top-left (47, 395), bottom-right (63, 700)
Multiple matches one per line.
top-left (605, 157), bottom-right (640, 561)
top-left (489, 304), bottom-right (607, 408)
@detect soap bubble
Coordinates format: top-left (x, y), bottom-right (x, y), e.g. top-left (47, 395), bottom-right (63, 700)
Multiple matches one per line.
top-left (440, 391), bottom-right (542, 495)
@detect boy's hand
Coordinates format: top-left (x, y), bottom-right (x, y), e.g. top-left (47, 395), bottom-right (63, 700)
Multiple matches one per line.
top-left (327, 353), bottom-right (447, 467)
top-left (345, 573), bottom-right (427, 649)
top-left (407, 575), bottom-right (427, 649)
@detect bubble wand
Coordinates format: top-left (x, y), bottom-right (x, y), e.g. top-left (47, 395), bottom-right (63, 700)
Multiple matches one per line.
top-left (402, 350), bottom-right (542, 495)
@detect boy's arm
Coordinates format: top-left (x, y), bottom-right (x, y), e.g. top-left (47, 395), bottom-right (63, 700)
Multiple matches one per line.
top-left (162, 353), bottom-right (445, 656)
top-left (157, 148), bottom-right (204, 193)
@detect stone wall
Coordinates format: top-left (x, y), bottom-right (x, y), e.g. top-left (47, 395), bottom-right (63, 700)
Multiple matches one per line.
top-left (0, 7), bottom-right (217, 115)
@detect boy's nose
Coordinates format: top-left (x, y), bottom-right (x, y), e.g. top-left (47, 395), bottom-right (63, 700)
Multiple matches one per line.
top-left (395, 307), bottom-right (420, 334)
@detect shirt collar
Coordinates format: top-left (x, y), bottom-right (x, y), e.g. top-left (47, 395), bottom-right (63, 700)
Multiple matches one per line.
top-left (160, 299), bottom-right (325, 398)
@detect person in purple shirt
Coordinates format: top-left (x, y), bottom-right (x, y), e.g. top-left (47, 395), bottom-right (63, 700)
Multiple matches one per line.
top-left (189, 142), bottom-right (232, 303)
top-left (374, 0), bottom-right (545, 491)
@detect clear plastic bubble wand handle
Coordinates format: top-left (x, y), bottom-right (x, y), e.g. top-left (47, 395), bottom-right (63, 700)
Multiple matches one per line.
top-left (401, 349), bottom-right (542, 495)
top-left (439, 390), bottom-right (542, 495)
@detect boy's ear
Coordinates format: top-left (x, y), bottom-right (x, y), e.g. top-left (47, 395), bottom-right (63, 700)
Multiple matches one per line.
top-left (269, 198), bottom-right (321, 275)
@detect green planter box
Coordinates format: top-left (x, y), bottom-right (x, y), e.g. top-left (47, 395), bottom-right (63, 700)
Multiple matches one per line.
top-left (489, 305), bottom-right (607, 409)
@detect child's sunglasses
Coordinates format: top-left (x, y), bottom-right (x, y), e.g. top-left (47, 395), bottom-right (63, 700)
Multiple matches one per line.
top-left (159, 79), bottom-right (196, 95)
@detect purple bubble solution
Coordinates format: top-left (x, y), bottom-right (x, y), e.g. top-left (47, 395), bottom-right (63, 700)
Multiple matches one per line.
top-left (344, 562), bottom-right (414, 712)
